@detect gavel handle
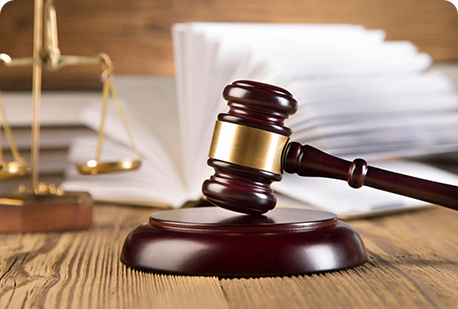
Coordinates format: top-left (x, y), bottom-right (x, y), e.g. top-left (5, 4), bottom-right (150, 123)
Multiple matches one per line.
top-left (283, 142), bottom-right (458, 211)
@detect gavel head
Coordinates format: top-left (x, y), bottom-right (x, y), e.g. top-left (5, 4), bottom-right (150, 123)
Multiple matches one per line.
top-left (202, 80), bottom-right (298, 215)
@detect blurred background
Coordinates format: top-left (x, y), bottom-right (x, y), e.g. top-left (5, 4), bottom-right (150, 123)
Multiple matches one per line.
top-left (1, 0), bottom-right (458, 90)
top-left (1, 0), bottom-right (458, 216)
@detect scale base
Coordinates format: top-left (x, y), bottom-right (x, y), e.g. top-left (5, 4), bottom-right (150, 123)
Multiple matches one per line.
top-left (121, 207), bottom-right (367, 277)
top-left (0, 191), bottom-right (93, 232)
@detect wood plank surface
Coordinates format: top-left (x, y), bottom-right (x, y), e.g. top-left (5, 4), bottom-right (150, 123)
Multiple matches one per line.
top-left (1, 0), bottom-right (458, 89)
top-left (1, 204), bottom-right (458, 308)
top-left (0, 205), bottom-right (229, 309)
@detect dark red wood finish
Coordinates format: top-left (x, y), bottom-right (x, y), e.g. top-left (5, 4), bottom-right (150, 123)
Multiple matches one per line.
top-left (203, 80), bottom-right (458, 215)
top-left (202, 80), bottom-right (298, 215)
top-left (203, 159), bottom-right (282, 215)
top-left (120, 207), bottom-right (367, 276)
top-left (284, 142), bottom-right (458, 211)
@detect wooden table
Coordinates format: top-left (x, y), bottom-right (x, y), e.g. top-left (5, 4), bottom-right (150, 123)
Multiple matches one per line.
top-left (1, 204), bottom-right (458, 309)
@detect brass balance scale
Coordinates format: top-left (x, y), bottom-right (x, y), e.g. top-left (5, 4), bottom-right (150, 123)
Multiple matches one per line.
top-left (0, 0), bottom-right (141, 232)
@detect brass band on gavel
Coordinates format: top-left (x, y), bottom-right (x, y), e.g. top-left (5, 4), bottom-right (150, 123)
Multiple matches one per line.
top-left (208, 121), bottom-right (289, 175)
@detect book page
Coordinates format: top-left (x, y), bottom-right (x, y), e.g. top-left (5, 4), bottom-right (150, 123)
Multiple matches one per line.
top-left (63, 137), bottom-right (188, 207)
top-left (172, 22), bottom-right (458, 216)
top-left (173, 23), bottom-right (391, 195)
top-left (61, 77), bottom-right (188, 207)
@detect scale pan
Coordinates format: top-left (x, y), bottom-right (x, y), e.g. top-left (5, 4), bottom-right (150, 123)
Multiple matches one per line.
top-left (77, 158), bottom-right (141, 175)
top-left (0, 161), bottom-right (28, 180)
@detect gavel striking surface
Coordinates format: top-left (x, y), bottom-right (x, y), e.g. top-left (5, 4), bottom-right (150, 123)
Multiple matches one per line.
top-left (121, 207), bottom-right (367, 276)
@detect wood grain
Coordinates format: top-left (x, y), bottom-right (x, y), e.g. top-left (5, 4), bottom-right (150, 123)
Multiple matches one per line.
top-left (0, 205), bottom-right (229, 309)
top-left (1, 204), bottom-right (458, 308)
top-left (0, 0), bottom-right (458, 89)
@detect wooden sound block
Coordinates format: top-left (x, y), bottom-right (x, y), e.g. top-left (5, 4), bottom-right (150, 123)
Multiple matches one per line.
top-left (121, 207), bottom-right (367, 277)
top-left (0, 192), bottom-right (93, 233)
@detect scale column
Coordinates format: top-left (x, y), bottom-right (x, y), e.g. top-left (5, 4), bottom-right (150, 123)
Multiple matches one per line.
top-left (31, 0), bottom-right (43, 192)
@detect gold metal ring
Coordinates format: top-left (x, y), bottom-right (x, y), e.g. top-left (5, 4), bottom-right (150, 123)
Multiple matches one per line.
top-left (208, 121), bottom-right (289, 174)
top-left (77, 158), bottom-right (141, 175)
top-left (0, 161), bottom-right (29, 180)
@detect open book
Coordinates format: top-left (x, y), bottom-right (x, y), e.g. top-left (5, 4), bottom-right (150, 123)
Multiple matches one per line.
top-left (62, 23), bottom-right (458, 216)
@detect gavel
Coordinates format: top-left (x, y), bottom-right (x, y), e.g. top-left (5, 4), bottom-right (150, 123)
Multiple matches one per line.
top-left (202, 80), bottom-right (458, 215)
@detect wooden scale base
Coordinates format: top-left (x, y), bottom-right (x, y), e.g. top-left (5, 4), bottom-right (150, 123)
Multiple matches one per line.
top-left (0, 192), bottom-right (93, 233)
top-left (121, 207), bottom-right (367, 277)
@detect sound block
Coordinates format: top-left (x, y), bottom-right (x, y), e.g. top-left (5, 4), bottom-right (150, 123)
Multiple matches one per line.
top-left (0, 192), bottom-right (93, 233)
top-left (121, 207), bottom-right (366, 277)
